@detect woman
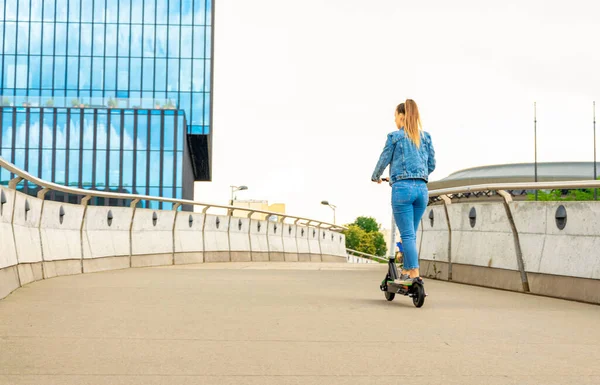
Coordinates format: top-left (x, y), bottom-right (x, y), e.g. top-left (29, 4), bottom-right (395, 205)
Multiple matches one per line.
top-left (371, 99), bottom-right (436, 283)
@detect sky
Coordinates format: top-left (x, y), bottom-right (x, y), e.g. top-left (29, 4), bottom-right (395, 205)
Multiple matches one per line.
top-left (194, 0), bottom-right (600, 228)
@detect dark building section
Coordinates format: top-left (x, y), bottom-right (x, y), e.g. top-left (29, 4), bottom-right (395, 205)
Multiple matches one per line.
top-left (187, 133), bottom-right (211, 181)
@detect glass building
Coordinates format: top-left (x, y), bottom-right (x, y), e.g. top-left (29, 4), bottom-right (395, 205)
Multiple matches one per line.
top-left (0, 0), bottom-right (214, 208)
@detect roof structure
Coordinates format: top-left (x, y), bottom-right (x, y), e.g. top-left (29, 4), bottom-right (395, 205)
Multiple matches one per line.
top-left (429, 162), bottom-right (600, 190)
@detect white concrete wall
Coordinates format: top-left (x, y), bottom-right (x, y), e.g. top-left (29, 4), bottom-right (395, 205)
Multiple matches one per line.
top-left (318, 229), bottom-right (333, 256)
top-left (0, 187), bottom-right (17, 269)
top-left (12, 192), bottom-right (43, 264)
top-left (332, 232), bottom-right (347, 257)
top-left (249, 219), bottom-right (269, 254)
top-left (229, 217), bottom-right (251, 252)
top-left (131, 209), bottom-right (175, 256)
top-left (266, 221), bottom-right (284, 258)
top-left (203, 214), bottom-right (230, 252)
top-left (420, 205), bottom-right (450, 263)
top-left (421, 201), bottom-right (600, 280)
top-left (174, 212), bottom-right (204, 256)
top-left (434, 203), bottom-right (516, 270)
top-left (0, 183), bottom-right (349, 301)
top-left (282, 224), bottom-right (299, 255)
top-left (511, 201), bottom-right (600, 280)
top-left (40, 201), bottom-right (84, 262)
top-left (307, 226), bottom-right (321, 255)
top-left (540, 202), bottom-right (600, 280)
top-left (83, 206), bottom-right (132, 259)
top-left (296, 226), bottom-right (310, 255)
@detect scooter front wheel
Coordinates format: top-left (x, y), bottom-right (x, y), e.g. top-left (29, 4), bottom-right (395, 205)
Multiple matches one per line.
top-left (412, 283), bottom-right (425, 308)
top-left (384, 291), bottom-right (395, 301)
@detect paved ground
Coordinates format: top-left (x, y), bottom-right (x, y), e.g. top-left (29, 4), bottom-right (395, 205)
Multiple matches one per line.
top-left (0, 262), bottom-right (599, 385)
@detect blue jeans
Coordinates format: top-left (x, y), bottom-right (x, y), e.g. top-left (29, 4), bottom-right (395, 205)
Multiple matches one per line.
top-left (391, 179), bottom-right (428, 271)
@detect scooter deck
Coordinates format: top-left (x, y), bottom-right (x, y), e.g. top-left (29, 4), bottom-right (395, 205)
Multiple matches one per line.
top-left (386, 279), bottom-right (413, 287)
top-left (386, 281), bottom-right (412, 294)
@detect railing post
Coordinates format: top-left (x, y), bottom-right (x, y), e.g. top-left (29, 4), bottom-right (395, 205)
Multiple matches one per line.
top-left (440, 195), bottom-right (453, 281)
top-left (201, 206), bottom-right (211, 263)
top-left (128, 199), bottom-right (140, 268)
top-left (171, 203), bottom-right (181, 265)
top-left (9, 186), bottom-right (22, 287)
top-left (226, 214), bottom-right (233, 262)
top-left (37, 188), bottom-right (50, 279)
top-left (497, 190), bottom-right (530, 292)
top-left (8, 176), bottom-right (23, 190)
top-left (80, 196), bottom-right (92, 273)
top-left (316, 223), bottom-right (323, 262)
top-left (247, 211), bottom-right (255, 261)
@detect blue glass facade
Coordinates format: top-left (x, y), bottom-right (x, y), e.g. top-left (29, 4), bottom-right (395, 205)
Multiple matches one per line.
top-left (0, 107), bottom-right (186, 209)
top-left (1, 0), bottom-right (213, 135)
top-left (0, 0), bottom-right (214, 207)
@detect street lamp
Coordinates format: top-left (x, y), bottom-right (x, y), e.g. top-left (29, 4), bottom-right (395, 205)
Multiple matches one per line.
top-left (230, 185), bottom-right (248, 205)
top-left (321, 200), bottom-right (337, 225)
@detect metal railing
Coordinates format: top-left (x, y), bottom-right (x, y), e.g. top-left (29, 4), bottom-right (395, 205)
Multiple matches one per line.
top-left (424, 178), bottom-right (600, 293)
top-left (346, 248), bottom-right (387, 263)
top-left (429, 180), bottom-right (600, 200)
top-left (0, 156), bottom-right (346, 232)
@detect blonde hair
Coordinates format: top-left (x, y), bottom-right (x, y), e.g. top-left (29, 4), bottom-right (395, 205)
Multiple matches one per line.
top-left (397, 99), bottom-right (423, 148)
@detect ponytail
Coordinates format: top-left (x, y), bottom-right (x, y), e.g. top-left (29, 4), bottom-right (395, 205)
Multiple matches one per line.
top-left (404, 99), bottom-right (422, 148)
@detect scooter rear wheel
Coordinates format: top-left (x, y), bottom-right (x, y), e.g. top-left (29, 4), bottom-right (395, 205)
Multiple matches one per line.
top-left (384, 291), bottom-right (395, 301)
top-left (412, 283), bottom-right (425, 308)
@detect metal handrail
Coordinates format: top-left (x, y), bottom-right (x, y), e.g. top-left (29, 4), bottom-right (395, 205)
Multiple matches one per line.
top-left (428, 180), bottom-right (600, 198)
top-left (0, 156), bottom-right (347, 231)
top-left (346, 248), bottom-right (388, 263)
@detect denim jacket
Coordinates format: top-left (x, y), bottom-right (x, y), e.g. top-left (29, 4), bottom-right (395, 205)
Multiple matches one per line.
top-left (371, 129), bottom-right (436, 184)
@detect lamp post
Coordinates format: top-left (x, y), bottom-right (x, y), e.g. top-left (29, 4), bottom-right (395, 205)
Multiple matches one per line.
top-left (534, 102), bottom-right (538, 201)
top-left (594, 101), bottom-right (597, 200)
top-left (229, 185), bottom-right (248, 216)
top-left (321, 200), bottom-right (337, 225)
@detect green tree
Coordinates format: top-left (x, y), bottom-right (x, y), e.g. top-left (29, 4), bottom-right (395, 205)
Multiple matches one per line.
top-left (353, 216), bottom-right (379, 233)
top-left (343, 217), bottom-right (387, 257)
top-left (527, 187), bottom-right (597, 201)
top-left (371, 231), bottom-right (387, 257)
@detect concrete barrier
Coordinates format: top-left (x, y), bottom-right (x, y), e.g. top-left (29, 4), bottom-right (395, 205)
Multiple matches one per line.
top-left (39, 200), bottom-right (85, 278)
top-left (12, 192), bottom-right (44, 286)
top-left (131, 209), bottom-right (176, 267)
top-left (296, 225), bottom-right (311, 262)
top-left (308, 226), bottom-right (322, 262)
top-left (514, 201), bottom-right (600, 302)
top-left (0, 179), bottom-right (349, 301)
top-left (229, 217), bottom-right (251, 262)
top-left (420, 205), bottom-right (451, 280)
top-left (320, 229), bottom-right (344, 262)
top-left (0, 186), bottom-right (19, 299)
top-left (421, 202), bottom-right (522, 291)
top-left (267, 221), bottom-right (285, 261)
top-left (203, 214), bottom-right (230, 262)
top-left (332, 232), bottom-right (347, 259)
top-left (282, 223), bottom-right (299, 261)
top-left (174, 212), bottom-right (204, 264)
top-left (82, 206), bottom-right (133, 273)
top-left (249, 219), bottom-right (269, 261)
top-left (420, 200), bottom-right (600, 303)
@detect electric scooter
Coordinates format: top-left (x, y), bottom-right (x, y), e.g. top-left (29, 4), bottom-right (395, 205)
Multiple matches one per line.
top-left (377, 177), bottom-right (426, 308)
top-left (379, 241), bottom-right (426, 307)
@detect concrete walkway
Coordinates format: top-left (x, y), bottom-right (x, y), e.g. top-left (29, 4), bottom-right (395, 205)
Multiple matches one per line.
top-left (1, 262), bottom-right (599, 385)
